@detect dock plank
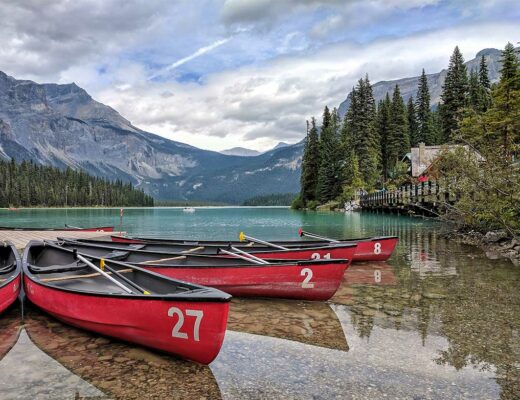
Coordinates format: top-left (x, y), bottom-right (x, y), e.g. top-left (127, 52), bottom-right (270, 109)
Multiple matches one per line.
top-left (0, 230), bottom-right (113, 250)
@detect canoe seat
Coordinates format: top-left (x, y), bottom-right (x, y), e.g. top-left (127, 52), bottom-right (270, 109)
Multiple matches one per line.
top-left (29, 262), bottom-right (89, 274)
top-left (103, 250), bottom-right (130, 261)
top-left (0, 262), bottom-right (16, 275)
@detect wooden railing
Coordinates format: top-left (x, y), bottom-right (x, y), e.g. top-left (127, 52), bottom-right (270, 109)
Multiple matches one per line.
top-left (359, 181), bottom-right (455, 214)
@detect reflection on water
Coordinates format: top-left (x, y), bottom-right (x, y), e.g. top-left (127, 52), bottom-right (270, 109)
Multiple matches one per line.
top-left (0, 209), bottom-right (519, 399)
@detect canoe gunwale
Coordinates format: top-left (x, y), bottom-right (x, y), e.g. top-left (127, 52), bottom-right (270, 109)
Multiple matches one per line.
top-left (0, 241), bottom-right (22, 289)
top-left (22, 241), bottom-right (232, 302)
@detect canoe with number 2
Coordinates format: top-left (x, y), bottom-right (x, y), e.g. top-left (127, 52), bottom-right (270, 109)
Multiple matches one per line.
top-left (22, 241), bottom-right (231, 364)
top-left (0, 241), bottom-right (21, 315)
top-left (54, 240), bottom-right (349, 301)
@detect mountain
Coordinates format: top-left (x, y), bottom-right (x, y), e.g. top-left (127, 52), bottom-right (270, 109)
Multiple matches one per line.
top-left (0, 71), bottom-right (303, 203)
top-left (271, 142), bottom-right (290, 151)
top-left (338, 48), bottom-right (514, 116)
top-left (220, 147), bottom-right (261, 157)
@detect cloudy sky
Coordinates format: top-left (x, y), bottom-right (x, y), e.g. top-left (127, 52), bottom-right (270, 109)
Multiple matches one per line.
top-left (1, 1), bottom-right (518, 151)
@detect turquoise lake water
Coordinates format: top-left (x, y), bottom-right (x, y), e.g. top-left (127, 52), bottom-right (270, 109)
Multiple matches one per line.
top-left (0, 207), bottom-right (519, 399)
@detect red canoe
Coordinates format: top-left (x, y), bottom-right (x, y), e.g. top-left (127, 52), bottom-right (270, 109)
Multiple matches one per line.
top-left (0, 241), bottom-right (21, 314)
top-left (55, 241), bottom-right (349, 301)
top-left (23, 241), bottom-right (231, 364)
top-left (63, 237), bottom-right (358, 262)
top-left (110, 235), bottom-right (398, 262)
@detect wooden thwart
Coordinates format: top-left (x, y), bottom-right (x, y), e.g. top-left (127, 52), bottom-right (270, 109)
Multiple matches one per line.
top-left (139, 255), bottom-right (186, 264)
top-left (181, 246), bottom-right (204, 254)
top-left (40, 268), bottom-right (133, 283)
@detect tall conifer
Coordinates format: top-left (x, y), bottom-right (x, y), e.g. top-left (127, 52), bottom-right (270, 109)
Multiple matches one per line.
top-left (440, 46), bottom-right (468, 141)
top-left (387, 85), bottom-right (409, 171)
top-left (407, 96), bottom-right (418, 146)
top-left (300, 117), bottom-right (320, 203)
top-left (416, 69), bottom-right (434, 145)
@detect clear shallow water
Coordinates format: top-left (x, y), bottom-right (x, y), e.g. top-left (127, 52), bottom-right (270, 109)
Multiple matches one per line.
top-left (0, 208), bottom-right (519, 399)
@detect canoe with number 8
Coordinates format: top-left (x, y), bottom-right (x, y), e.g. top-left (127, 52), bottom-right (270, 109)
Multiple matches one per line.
top-left (22, 241), bottom-right (231, 364)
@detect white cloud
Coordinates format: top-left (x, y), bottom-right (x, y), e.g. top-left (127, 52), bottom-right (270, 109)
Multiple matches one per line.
top-left (96, 21), bottom-right (519, 151)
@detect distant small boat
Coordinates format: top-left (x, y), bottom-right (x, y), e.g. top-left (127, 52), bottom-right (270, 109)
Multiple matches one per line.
top-left (23, 241), bottom-right (231, 364)
top-left (0, 241), bottom-right (21, 315)
top-left (183, 207), bottom-right (196, 213)
top-left (0, 225), bottom-right (114, 232)
top-left (7, 208), bottom-right (19, 211)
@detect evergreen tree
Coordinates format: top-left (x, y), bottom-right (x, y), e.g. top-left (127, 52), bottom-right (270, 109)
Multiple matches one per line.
top-left (407, 96), bottom-right (418, 147)
top-left (479, 54), bottom-right (491, 90)
top-left (416, 69), bottom-right (434, 145)
top-left (387, 85), bottom-right (410, 172)
top-left (347, 77), bottom-right (379, 188)
top-left (468, 68), bottom-right (481, 111)
top-left (440, 46), bottom-right (468, 142)
top-left (300, 118), bottom-right (320, 204)
top-left (377, 94), bottom-right (392, 180)
top-left (317, 108), bottom-right (342, 201)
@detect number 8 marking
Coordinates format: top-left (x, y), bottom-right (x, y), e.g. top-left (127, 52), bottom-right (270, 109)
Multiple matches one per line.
top-left (374, 242), bottom-right (382, 255)
top-left (301, 268), bottom-right (315, 288)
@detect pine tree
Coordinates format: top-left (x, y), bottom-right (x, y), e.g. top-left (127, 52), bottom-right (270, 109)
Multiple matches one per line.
top-left (468, 68), bottom-right (481, 111)
top-left (440, 46), bottom-right (468, 142)
top-left (317, 108), bottom-right (342, 202)
top-left (300, 118), bottom-right (320, 204)
top-left (387, 85), bottom-right (410, 172)
top-left (416, 69), bottom-right (434, 145)
top-left (479, 54), bottom-right (490, 90)
top-left (407, 96), bottom-right (418, 147)
top-left (377, 94), bottom-right (392, 180)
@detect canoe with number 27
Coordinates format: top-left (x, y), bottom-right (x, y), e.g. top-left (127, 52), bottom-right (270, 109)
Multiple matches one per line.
top-left (0, 241), bottom-right (21, 315)
top-left (22, 241), bottom-right (231, 364)
top-left (54, 240), bottom-right (349, 301)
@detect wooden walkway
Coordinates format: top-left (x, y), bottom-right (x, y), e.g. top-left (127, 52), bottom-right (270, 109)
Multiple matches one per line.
top-left (0, 231), bottom-right (112, 250)
top-left (359, 180), bottom-right (456, 216)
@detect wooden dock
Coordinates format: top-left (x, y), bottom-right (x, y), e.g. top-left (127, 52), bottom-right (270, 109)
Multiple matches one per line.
top-left (359, 180), bottom-right (456, 216)
top-left (0, 230), bottom-right (112, 250)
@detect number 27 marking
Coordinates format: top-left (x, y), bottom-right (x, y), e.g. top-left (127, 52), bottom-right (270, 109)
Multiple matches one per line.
top-left (168, 307), bottom-right (204, 341)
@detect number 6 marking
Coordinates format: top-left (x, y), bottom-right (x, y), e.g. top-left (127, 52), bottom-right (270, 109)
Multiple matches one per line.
top-left (374, 242), bottom-right (382, 254)
top-left (168, 307), bottom-right (204, 341)
top-left (301, 268), bottom-right (314, 288)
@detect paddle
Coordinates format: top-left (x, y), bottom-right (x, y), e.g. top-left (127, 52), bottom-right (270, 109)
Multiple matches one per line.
top-left (218, 246), bottom-right (270, 265)
top-left (74, 251), bottom-right (135, 294)
top-left (298, 228), bottom-right (340, 243)
top-left (239, 232), bottom-right (288, 250)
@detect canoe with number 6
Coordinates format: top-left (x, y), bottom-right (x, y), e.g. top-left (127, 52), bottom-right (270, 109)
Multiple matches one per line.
top-left (22, 241), bottom-right (232, 364)
top-left (0, 241), bottom-right (21, 315)
top-left (110, 234), bottom-right (398, 262)
top-left (54, 241), bottom-right (349, 301)
top-left (60, 237), bottom-right (358, 262)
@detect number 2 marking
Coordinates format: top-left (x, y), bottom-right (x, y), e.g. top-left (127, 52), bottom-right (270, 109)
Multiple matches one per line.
top-left (168, 307), bottom-right (204, 341)
top-left (374, 242), bottom-right (382, 254)
top-left (301, 268), bottom-right (315, 288)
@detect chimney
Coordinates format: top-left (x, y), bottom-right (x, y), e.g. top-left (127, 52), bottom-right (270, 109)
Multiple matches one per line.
top-left (419, 142), bottom-right (426, 165)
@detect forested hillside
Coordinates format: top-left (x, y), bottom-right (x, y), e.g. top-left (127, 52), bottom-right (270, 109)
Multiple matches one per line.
top-left (0, 159), bottom-right (154, 207)
top-left (294, 44), bottom-right (519, 219)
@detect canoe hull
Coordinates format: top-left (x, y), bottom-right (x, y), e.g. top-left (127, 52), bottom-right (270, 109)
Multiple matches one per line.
top-left (24, 276), bottom-right (229, 364)
top-left (111, 236), bottom-right (397, 261)
top-left (224, 245), bottom-right (357, 262)
top-left (140, 262), bottom-right (347, 301)
top-left (0, 275), bottom-right (20, 314)
top-left (352, 237), bottom-right (398, 261)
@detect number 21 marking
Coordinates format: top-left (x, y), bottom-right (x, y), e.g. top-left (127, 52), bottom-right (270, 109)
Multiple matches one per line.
top-left (168, 307), bottom-right (204, 341)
